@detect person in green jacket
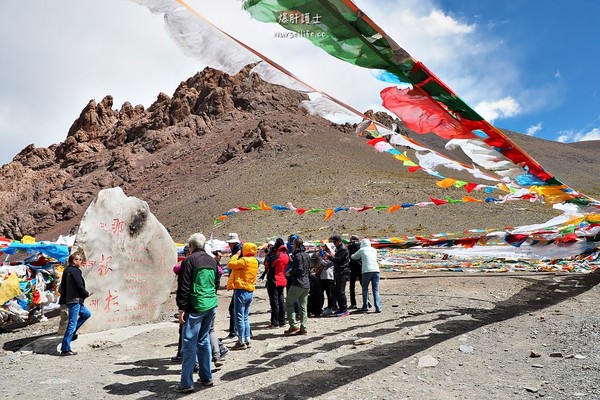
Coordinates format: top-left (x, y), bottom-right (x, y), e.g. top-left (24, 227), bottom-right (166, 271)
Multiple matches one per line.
top-left (175, 233), bottom-right (219, 393)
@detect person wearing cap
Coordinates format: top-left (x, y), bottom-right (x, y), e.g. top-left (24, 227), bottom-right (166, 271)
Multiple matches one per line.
top-left (175, 233), bottom-right (219, 392)
top-left (283, 236), bottom-right (311, 335)
top-left (172, 245), bottom-right (192, 363)
top-left (227, 242), bottom-right (259, 350)
top-left (325, 234), bottom-right (350, 317)
top-left (222, 233), bottom-right (243, 344)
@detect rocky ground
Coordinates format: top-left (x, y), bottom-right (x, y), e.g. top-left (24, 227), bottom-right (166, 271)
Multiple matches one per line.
top-left (1, 271), bottom-right (599, 400)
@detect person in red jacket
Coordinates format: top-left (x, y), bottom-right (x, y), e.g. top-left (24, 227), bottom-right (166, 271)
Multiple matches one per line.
top-left (263, 238), bottom-right (288, 328)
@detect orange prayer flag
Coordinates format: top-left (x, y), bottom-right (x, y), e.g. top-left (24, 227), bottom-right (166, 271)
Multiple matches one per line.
top-left (387, 205), bottom-right (401, 213)
top-left (461, 196), bottom-right (483, 203)
top-left (259, 201), bottom-right (273, 211)
top-left (324, 209), bottom-right (334, 220)
top-left (436, 178), bottom-right (457, 188)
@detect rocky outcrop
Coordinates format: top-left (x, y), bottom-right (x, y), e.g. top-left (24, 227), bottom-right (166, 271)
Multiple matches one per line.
top-left (0, 66), bottom-right (308, 239)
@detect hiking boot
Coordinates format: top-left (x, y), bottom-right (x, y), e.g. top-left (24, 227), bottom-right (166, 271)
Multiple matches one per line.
top-left (298, 329), bottom-right (308, 335)
top-left (336, 310), bottom-right (350, 317)
top-left (219, 347), bottom-right (229, 358)
top-left (170, 355), bottom-right (182, 362)
top-left (283, 327), bottom-right (300, 336)
top-left (245, 341), bottom-right (251, 348)
top-left (322, 308), bottom-right (333, 316)
top-left (176, 385), bottom-right (194, 393)
top-left (60, 350), bottom-right (77, 356)
top-left (213, 359), bottom-right (223, 368)
top-left (221, 335), bottom-right (237, 344)
top-left (349, 304), bottom-right (357, 309)
top-left (231, 341), bottom-right (247, 350)
top-left (197, 379), bottom-right (214, 387)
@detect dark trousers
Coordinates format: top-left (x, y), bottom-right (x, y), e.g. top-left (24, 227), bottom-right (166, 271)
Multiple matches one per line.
top-left (349, 267), bottom-right (362, 306)
top-left (228, 296), bottom-right (236, 336)
top-left (267, 281), bottom-right (286, 326)
top-left (334, 271), bottom-right (349, 312)
top-left (320, 279), bottom-right (336, 310)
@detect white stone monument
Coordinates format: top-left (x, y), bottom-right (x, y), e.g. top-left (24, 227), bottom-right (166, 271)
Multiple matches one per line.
top-left (71, 187), bottom-right (177, 332)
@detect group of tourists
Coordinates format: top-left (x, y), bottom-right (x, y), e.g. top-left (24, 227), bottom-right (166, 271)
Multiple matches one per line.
top-left (55, 230), bottom-right (381, 394)
top-left (173, 231), bottom-right (381, 393)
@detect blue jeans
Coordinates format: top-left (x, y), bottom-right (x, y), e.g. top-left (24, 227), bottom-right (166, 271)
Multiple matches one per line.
top-left (180, 307), bottom-right (216, 388)
top-left (61, 303), bottom-right (91, 352)
top-left (361, 272), bottom-right (381, 311)
top-left (233, 289), bottom-right (253, 343)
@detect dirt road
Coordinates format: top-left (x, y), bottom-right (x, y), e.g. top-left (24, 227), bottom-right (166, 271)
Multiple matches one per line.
top-left (1, 272), bottom-right (599, 399)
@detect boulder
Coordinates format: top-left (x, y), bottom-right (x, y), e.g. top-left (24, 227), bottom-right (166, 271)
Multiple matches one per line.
top-left (69, 187), bottom-right (176, 333)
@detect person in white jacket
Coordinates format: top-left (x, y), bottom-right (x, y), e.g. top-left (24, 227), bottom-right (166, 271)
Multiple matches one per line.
top-left (350, 238), bottom-right (382, 312)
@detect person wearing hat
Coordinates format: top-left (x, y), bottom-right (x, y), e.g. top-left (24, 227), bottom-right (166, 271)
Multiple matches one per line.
top-left (227, 242), bottom-right (259, 349)
top-left (175, 233), bottom-right (219, 392)
top-left (324, 234), bottom-right (350, 317)
top-left (222, 233), bottom-right (243, 344)
top-left (172, 245), bottom-right (192, 363)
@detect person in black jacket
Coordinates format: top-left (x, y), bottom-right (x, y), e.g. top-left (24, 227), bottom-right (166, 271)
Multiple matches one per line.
top-left (58, 253), bottom-right (92, 356)
top-left (283, 237), bottom-right (311, 336)
top-left (325, 234), bottom-right (350, 317)
top-left (347, 235), bottom-right (362, 309)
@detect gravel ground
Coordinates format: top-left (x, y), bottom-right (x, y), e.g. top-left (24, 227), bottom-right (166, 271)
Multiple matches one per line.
top-left (1, 271), bottom-right (599, 400)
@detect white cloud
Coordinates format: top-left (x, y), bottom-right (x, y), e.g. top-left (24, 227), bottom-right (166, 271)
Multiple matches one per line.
top-left (474, 97), bottom-right (520, 122)
top-left (556, 128), bottom-right (600, 143)
top-left (0, 0), bottom-right (572, 166)
top-left (525, 122), bottom-right (542, 136)
top-left (554, 70), bottom-right (561, 79)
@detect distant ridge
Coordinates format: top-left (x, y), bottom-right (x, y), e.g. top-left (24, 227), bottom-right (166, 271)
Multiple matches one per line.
top-left (1, 67), bottom-right (598, 242)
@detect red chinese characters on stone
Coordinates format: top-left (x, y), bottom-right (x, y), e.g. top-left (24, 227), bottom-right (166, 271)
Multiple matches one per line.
top-left (97, 254), bottom-right (113, 276)
top-left (111, 218), bottom-right (125, 236)
top-left (104, 289), bottom-right (120, 313)
top-left (89, 298), bottom-right (99, 312)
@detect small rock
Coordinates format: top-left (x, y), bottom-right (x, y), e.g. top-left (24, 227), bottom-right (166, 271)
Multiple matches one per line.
top-left (524, 386), bottom-right (540, 393)
top-left (354, 337), bottom-right (373, 345)
top-left (529, 351), bottom-right (541, 358)
top-left (574, 354), bottom-right (586, 360)
top-left (532, 364), bottom-right (544, 368)
top-left (549, 352), bottom-right (564, 358)
top-left (459, 345), bottom-right (474, 354)
top-left (418, 355), bottom-right (439, 368)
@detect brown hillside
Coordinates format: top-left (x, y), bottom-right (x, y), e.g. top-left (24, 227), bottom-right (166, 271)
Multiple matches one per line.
top-left (1, 67), bottom-right (598, 243)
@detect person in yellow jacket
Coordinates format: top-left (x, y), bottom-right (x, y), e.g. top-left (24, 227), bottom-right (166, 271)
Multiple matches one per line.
top-left (227, 242), bottom-right (259, 350)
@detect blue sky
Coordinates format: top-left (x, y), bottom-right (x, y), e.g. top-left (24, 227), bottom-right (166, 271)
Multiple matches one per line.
top-left (1, 0), bottom-right (598, 166)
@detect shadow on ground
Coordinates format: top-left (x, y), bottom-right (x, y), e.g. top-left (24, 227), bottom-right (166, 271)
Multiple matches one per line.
top-left (101, 273), bottom-right (599, 399)
top-left (229, 273), bottom-right (600, 399)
